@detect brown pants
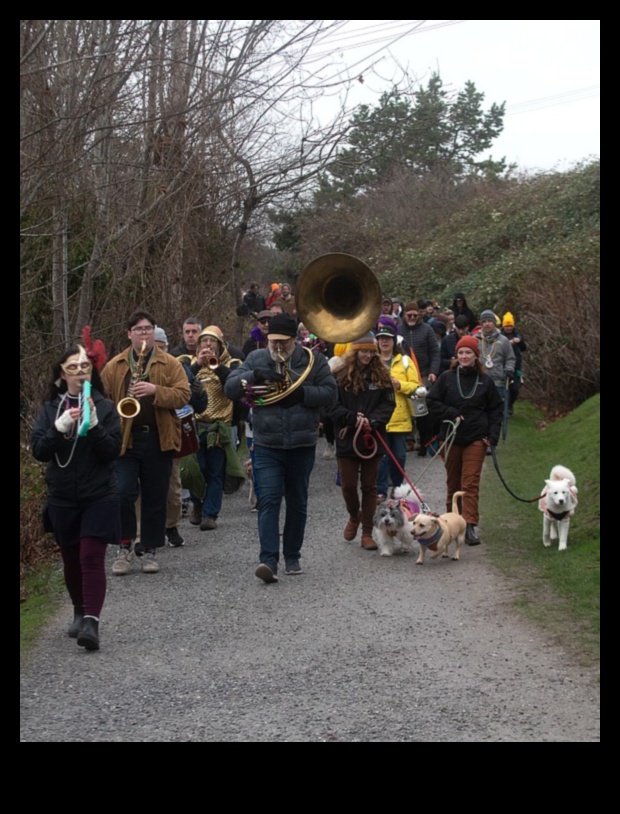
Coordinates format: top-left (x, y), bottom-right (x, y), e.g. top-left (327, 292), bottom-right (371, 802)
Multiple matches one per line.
top-left (338, 456), bottom-right (380, 535)
top-left (444, 440), bottom-right (487, 525)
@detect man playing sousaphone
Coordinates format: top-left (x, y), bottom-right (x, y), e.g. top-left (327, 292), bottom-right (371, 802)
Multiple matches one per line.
top-left (102, 310), bottom-right (190, 575)
top-left (189, 325), bottom-right (244, 531)
top-left (224, 313), bottom-right (337, 583)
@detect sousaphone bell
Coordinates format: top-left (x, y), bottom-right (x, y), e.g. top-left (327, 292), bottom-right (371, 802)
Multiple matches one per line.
top-left (296, 253), bottom-right (383, 344)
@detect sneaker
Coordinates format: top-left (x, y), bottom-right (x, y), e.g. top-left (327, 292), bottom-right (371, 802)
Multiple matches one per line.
top-left (285, 558), bottom-right (303, 575)
top-left (323, 444), bottom-right (335, 460)
top-left (166, 527), bottom-right (185, 547)
top-left (200, 517), bottom-right (217, 531)
top-left (255, 563), bottom-right (278, 583)
top-left (112, 547), bottom-right (134, 575)
top-left (140, 551), bottom-right (160, 572)
top-left (189, 505), bottom-right (202, 525)
top-left (376, 494), bottom-right (387, 503)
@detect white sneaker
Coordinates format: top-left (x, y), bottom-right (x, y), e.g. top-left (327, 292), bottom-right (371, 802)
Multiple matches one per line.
top-left (323, 443), bottom-right (335, 460)
top-left (140, 552), bottom-right (160, 573)
top-left (112, 548), bottom-right (134, 576)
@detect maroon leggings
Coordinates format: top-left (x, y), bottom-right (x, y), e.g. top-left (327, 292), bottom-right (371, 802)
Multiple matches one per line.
top-left (60, 537), bottom-right (107, 617)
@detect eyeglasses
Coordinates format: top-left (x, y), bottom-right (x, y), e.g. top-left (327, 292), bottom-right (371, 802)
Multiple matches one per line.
top-left (258, 318), bottom-right (271, 325)
top-left (132, 325), bottom-right (154, 334)
top-left (61, 361), bottom-right (92, 375)
top-left (405, 312), bottom-right (418, 317)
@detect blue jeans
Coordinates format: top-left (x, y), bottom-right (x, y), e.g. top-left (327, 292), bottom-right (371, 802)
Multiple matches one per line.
top-left (377, 432), bottom-right (408, 496)
top-left (196, 437), bottom-right (226, 520)
top-left (253, 444), bottom-right (316, 570)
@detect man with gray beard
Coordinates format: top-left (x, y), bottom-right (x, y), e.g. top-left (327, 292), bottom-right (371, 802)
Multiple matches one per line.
top-left (224, 314), bottom-right (337, 583)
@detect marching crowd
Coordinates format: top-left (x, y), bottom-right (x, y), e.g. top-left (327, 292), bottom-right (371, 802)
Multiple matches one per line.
top-left (31, 279), bottom-right (526, 650)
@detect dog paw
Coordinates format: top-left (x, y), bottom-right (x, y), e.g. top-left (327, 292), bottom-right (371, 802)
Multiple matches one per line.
top-left (543, 540), bottom-right (551, 547)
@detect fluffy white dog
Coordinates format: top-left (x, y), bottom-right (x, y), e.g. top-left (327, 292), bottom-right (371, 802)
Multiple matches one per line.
top-left (371, 499), bottom-right (416, 557)
top-left (539, 465), bottom-right (578, 551)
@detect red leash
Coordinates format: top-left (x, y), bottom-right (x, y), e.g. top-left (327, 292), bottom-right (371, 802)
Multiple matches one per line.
top-left (339, 415), bottom-right (377, 459)
top-left (373, 430), bottom-right (426, 505)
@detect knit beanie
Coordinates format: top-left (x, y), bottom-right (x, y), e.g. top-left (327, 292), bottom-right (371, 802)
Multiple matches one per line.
top-left (479, 309), bottom-right (499, 324)
top-left (350, 332), bottom-right (377, 352)
top-left (455, 336), bottom-right (480, 357)
top-left (502, 311), bottom-right (515, 327)
top-left (403, 301), bottom-right (419, 313)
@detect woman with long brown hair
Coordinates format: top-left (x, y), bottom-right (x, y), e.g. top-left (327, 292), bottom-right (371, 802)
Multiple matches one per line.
top-left (326, 334), bottom-right (395, 550)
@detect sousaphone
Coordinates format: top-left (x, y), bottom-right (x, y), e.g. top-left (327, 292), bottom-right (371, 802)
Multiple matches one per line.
top-left (296, 253), bottom-right (383, 344)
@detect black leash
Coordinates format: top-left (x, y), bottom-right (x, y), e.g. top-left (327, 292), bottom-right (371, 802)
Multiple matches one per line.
top-left (490, 446), bottom-right (545, 504)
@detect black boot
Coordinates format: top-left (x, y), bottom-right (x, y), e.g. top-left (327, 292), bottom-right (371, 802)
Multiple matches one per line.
top-left (77, 616), bottom-right (100, 650)
top-left (465, 524), bottom-right (480, 545)
top-left (67, 606), bottom-right (84, 638)
top-left (166, 526), bottom-right (184, 547)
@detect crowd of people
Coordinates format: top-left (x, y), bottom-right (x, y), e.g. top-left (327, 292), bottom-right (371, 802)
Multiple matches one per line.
top-left (31, 280), bottom-right (527, 649)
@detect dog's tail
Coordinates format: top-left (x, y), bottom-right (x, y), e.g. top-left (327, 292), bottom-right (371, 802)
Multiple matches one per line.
top-left (451, 491), bottom-right (466, 515)
top-left (550, 465), bottom-right (576, 488)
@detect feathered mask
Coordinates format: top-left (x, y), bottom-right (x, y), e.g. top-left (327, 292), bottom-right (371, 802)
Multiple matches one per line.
top-left (80, 326), bottom-right (108, 372)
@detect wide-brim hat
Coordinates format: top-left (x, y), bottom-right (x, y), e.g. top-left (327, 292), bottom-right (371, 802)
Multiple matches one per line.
top-left (256, 310), bottom-right (273, 320)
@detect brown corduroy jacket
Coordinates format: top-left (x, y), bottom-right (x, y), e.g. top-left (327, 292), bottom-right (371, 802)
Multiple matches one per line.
top-left (101, 347), bottom-right (190, 453)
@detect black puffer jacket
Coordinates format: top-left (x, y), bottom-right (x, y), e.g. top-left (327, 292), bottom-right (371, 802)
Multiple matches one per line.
top-left (224, 345), bottom-right (337, 448)
top-left (325, 374), bottom-right (395, 458)
top-left (427, 366), bottom-right (503, 447)
top-left (31, 390), bottom-right (122, 507)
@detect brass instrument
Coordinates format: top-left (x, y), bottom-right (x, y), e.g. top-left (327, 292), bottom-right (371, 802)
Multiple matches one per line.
top-left (242, 346), bottom-right (315, 407)
top-left (118, 340), bottom-right (147, 456)
top-left (206, 356), bottom-right (220, 370)
top-left (176, 354), bottom-right (195, 366)
top-left (295, 253), bottom-right (383, 344)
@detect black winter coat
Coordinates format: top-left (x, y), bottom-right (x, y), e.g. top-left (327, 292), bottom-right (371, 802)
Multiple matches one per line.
top-left (325, 374), bottom-right (395, 458)
top-left (427, 366), bottom-right (503, 447)
top-left (31, 390), bottom-right (122, 507)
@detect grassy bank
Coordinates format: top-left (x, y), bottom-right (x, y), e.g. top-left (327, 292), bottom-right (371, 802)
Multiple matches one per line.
top-left (480, 395), bottom-right (600, 668)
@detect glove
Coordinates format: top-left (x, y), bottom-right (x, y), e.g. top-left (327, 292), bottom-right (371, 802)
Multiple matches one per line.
top-left (213, 365), bottom-right (230, 385)
top-left (278, 387), bottom-right (305, 408)
top-left (55, 410), bottom-right (75, 434)
top-left (253, 367), bottom-right (285, 384)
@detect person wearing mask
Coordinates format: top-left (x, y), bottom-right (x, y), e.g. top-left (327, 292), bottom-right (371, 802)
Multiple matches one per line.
top-left (398, 301), bottom-right (440, 456)
top-left (325, 334), bottom-right (395, 550)
top-left (427, 336), bottom-right (503, 546)
top-left (102, 310), bottom-right (190, 575)
top-left (31, 338), bottom-right (121, 650)
top-left (450, 292), bottom-right (477, 332)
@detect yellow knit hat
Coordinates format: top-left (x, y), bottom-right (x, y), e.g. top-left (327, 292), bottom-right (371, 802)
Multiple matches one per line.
top-left (502, 312), bottom-right (515, 327)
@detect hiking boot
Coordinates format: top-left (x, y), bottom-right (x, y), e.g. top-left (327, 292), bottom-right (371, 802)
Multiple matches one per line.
top-left (255, 563), bottom-right (278, 583)
top-left (67, 606), bottom-right (84, 638)
top-left (343, 515), bottom-right (361, 541)
top-left (465, 524), bottom-right (481, 545)
top-left (166, 527), bottom-right (184, 547)
top-left (77, 616), bottom-right (99, 650)
top-left (140, 551), bottom-right (160, 572)
top-left (112, 547), bottom-right (134, 575)
top-left (284, 558), bottom-right (303, 575)
top-left (189, 505), bottom-right (202, 525)
top-left (361, 535), bottom-right (378, 551)
top-left (200, 517), bottom-right (217, 531)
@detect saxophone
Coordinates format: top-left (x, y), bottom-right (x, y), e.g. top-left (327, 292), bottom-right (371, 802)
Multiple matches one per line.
top-left (118, 340), bottom-right (146, 456)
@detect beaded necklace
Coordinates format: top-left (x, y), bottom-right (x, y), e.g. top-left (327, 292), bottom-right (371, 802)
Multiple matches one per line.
top-left (456, 367), bottom-right (479, 399)
top-left (479, 334), bottom-right (498, 369)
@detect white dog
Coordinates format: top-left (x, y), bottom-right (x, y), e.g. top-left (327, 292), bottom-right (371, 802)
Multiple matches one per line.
top-left (539, 465), bottom-right (578, 551)
top-left (372, 498), bottom-right (418, 557)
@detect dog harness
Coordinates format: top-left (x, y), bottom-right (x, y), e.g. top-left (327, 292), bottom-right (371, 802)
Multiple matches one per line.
top-left (538, 487), bottom-right (578, 521)
top-left (413, 524), bottom-right (443, 550)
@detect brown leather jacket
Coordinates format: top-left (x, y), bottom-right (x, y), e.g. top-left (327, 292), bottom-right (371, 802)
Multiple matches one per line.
top-left (101, 347), bottom-right (190, 453)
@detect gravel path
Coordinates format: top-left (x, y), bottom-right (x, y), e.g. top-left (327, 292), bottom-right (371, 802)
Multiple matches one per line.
top-left (20, 445), bottom-right (600, 742)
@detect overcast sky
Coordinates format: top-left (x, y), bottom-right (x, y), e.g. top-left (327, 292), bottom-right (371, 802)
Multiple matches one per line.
top-left (311, 20), bottom-right (600, 173)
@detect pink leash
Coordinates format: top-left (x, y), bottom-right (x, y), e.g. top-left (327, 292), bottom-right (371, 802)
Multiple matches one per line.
top-left (339, 415), bottom-right (377, 459)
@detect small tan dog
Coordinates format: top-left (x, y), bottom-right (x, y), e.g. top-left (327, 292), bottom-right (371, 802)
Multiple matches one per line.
top-left (411, 491), bottom-right (467, 564)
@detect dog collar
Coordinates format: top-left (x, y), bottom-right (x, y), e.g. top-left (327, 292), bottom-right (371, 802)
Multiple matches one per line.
top-left (414, 526), bottom-right (443, 547)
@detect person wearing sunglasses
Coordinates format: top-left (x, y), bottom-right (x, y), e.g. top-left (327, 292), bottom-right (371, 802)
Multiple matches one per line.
top-left (101, 310), bottom-right (190, 576)
top-left (31, 339), bottom-right (122, 651)
top-left (242, 310), bottom-right (272, 358)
